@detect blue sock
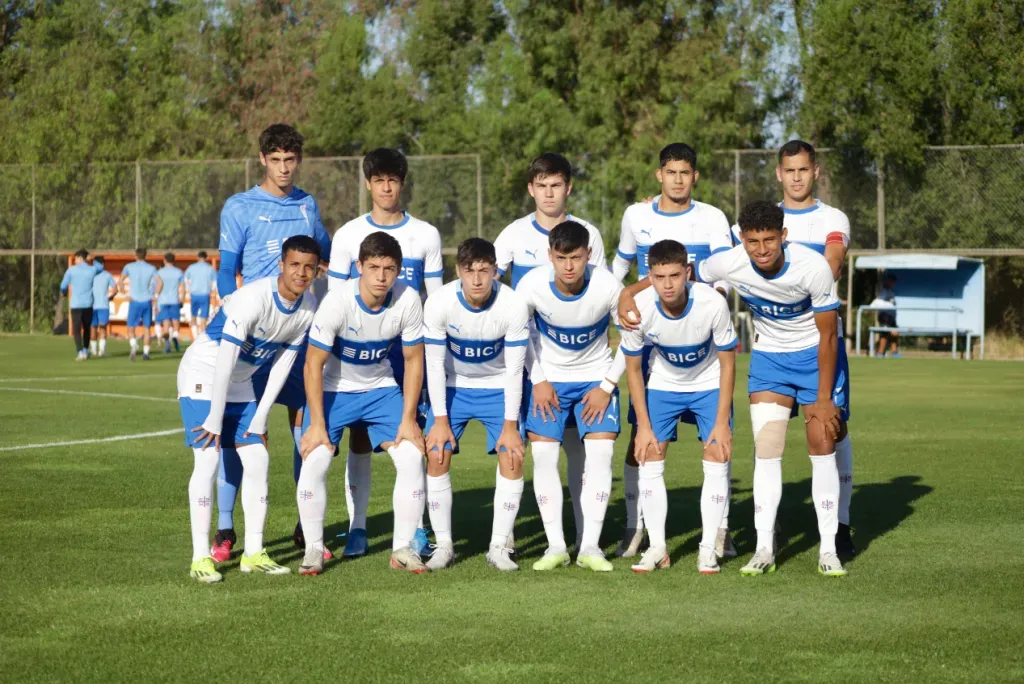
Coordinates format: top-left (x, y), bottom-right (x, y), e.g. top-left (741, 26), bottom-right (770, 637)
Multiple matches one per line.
top-left (292, 426), bottom-right (304, 484)
top-left (217, 447), bottom-right (243, 530)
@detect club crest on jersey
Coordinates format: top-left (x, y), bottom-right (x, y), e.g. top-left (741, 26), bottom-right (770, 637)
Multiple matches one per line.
top-left (195, 384), bottom-right (202, 393)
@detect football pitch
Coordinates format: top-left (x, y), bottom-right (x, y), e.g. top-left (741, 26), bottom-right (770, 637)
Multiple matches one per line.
top-left (1, 336), bottom-right (1022, 683)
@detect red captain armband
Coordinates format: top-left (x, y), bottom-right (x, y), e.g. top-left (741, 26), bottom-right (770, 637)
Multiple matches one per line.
top-left (825, 232), bottom-right (849, 248)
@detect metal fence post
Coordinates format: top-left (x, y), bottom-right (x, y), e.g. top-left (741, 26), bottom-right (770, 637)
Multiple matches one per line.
top-left (135, 161), bottom-right (141, 249)
top-left (357, 164), bottom-right (367, 215)
top-left (877, 157), bottom-right (886, 250)
top-left (732, 150), bottom-right (741, 314)
top-left (476, 154), bottom-right (483, 237)
top-left (30, 165), bottom-right (36, 333)
top-left (245, 157), bottom-right (251, 190)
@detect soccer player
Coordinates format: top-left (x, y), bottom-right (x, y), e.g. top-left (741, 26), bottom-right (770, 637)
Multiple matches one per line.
top-left (89, 256), bottom-right (117, 357)
top-left (60, 249), bottom-right (98, 361)
top-left (212, 123), bottom-right (332, 561)
top-left (618, 240), bottom-right (737, 574)
top-left (179, 235), bottom-right (320, 583)
top-left (517, 221), bottom-right (624, 572)
top-left (773, 140), bottom-right (856, 556)
top-left (184, 251), bottom-right (217, 340)
top-left (119, 248), bottom-right (162, 362)
top-left (611, 142), bottom-right (735, 560)
top-left (297, 232), bottom-right (428, 575)
top-left (326, 148), bottom-right (443, 558)
top-left (155, 252), bottom-right (184, 354)
top-left (492, 152), bottom-right (607, 554)
top-left (422, 238), bottom-right (530, 571)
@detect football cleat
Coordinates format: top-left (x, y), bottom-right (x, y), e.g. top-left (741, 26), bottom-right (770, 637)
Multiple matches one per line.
top-left (631, 546), bottom-right (670, 573)
top-left (615, 527), bottom-right (646, 558)
top-left (818, 552), bottom-right (848, 577)
top-left (239, 549), bottom-right (290, 575)
top-left (210, 528), bottom-right (236, 563)
top-left (389, 546), bottom-right (428, 574)
top-left (189, 557), bottom-right (223, 584)
top-left (532, 548), bottom-right (571, 571)
top-left (836, 523), bottom-right (857, 558)
top-left (299, 546), bottom-right (325, 576)
top-left (576, 547), bottom-right (614, 572)
top-left (740, 547), bottom-right (776, 576)
top-left (715, 528), bottom-right (738, 559)
top-left (425, 543), bottom-right (455, 571)
top-left (343, 528), bottom-right (368, 558)
top-left (487, 545), bottom-right (519, 572)
top-left (698, 546), bottom-right (720, 575)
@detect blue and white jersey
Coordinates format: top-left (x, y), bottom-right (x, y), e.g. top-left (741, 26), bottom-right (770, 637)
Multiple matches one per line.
top-left (178, 277), bottom-right (316, 402)
top-left (218, 186), bottom-right (332, 294)
top-left (91, 270), bottom-right (116, 310)
top-left (157, 266), bottom-right (184, 305)
top-left (326, 213), bottom-right (443, 293)
top-left (423, 281), bottom-right (530, 388)
top-left (308, 279), bottom-right (424, 393)
top-left (781, 200), bottom-right (850, 255)
top-left (699, 243), bottom-right (839, 354)
top-left (516, 265), bottom-right (623, 383)
top-left (184, 261), bottom-right (216, 295)
top-left (121, 260), bottom-right (158, 302)
top-left (619, 283), bottom-right (737, 393)
top-left (614, 198), bottom-right (732, 281)
top-left (493, 214), bottom-right (606, 289)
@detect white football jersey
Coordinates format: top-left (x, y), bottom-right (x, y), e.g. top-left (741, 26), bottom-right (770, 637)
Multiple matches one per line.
top-left (615, 198), bottom-right (732, 281)
top-left (619, 283), bottom-right (738, 393)
top-left (423, 281), bottom-right (530, 388)
top-left (327, 213), bottom-right (443, 292)
top-left (516, 265), bottom-right (623, 383)
top-left (308, 279), bottom-right (424, 393)
top-left (493, 213), bottom-right (606, 289)
top-left (178, 277), bottom-right (316, 402)
top-left (698, 243), bottom-right (839, 353)
top-left (781, 200), bottom-right (851, 255)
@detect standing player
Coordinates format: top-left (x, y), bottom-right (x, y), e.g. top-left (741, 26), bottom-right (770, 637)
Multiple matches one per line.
top-left (492, 152), bottom-right (607, 554)
top-left (422, 238), bottom-right (530, 571)
top-left (326, 148), bottom-right (443, 558)
top-left (119, 248), bottom-right (162, 362)
top-left (517, 221), bottom-right (624, 572)
top-left (211, 123), bottom-right (333, 561)
top-left (89, 256), bottom-right (117, 357)
top-left (618, 240), bottom-right (737, 574)
top-left (184, 251), bottom-right (217, 340)
top-left (296, 232), bottom-right (428, 575)
top-left (179, 235), bottom-right (320, 583)
top-left (59, 249), bottom-right (98, 361)
top-left (155, 252), bottom-right (184, 354)
top-left (611, 142), bottom-right (735, 560)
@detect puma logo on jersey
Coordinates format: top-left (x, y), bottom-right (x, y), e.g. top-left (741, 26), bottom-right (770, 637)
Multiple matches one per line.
top-left (524, 249), bottom-right (537, 258)
top-left (537, 311), bottom-right (553, 321)
top-left (449, 324), bottom-right (462, 333)
top-left (258, 327), bottom-right (266, 333)
top-left (258, 216), bottom-right (272, 223)
top-left (647, 332), bottom-right (660, 342)
top-left (639, 228), bottom-right (652, 238)
top-left (347, 326), bottom-right (361, 335)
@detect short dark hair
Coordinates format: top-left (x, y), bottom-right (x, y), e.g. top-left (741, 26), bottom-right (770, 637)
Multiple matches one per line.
top-left (74, 248), bottom-right (89, 259)
top-left (259, 123), bottom-right (304, 158)
top-left (358, 231), bottom-right (403, 264)
top-left (197, 250), bottom-right (207, 260)
top-left (647, 240), bottom-right (689, 268)
top-left (778, 139), bottom-right (816, 163)
top-left (281, 235), bottom-right (321, 261)
top-left (135, 248), bottom-right (147, 260)
top-left (549, 221), bottom-right (590, 254)
top-left (527, 153), bottom-right (572, 184)
top-left (164, 252), bottom-right (176, 264)
top-left (660, 143), bottom-right (698, 169)
top-left (738, 200), bottom-right (784, 232)
top-left (456, 237), bottom-right (496, 267)
top-left (94, 255), bottom-right (105, 266)
top-left (363, 148), bottom-right (408, 182)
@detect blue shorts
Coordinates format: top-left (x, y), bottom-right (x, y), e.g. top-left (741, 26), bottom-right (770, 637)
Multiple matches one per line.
top-left (389, 343), bottom-right (429, 427)
top-left (425, 388), bottom-right (506, 455)
top-left (91, 309), bottom-right (109, 326)
top-left (645, 389), bottom-right (731, 444)
top-left (191, 295), bottom-right (211, 319)
top-left (156, 303), bottom-right (180, 323)
top-left (303, 386), bottom-right (404, 453)
top-left (522, 377), bottom-right (577, 434)
top-left (749, 345), bottom-right (850, 421)
top-left (127, 301), bottom-right (152, 328)
top-left (179, 397), bottom-right (263, 449)
top-left (252, 344), bottom-right (307, 410)
top-left (524, 381), bottom-right (622, 441)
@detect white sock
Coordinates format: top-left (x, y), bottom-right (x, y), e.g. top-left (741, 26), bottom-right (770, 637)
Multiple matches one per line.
top-left (623, 462), bottom-right (642, 529)
top-left (835, 435), bottom-right (853, 525)
top-left (563, 429), bottom-right (585, 543)
top-left (297, 445), bottom-right (333, 553)
top-left (190, 324), bottom-right (198, 340)
top-left (388, 441), bottom-right (425, 551)
top-left (531, 441), bottom-right (566, 551)
top-left (638, 460), bottom-right (667, 548)
top-left (719, 460), bottom-right (731, 530)
top-left (810, 453), bottom-right (840, 555)
top-left (345, 451), bottom-right (372, 531)
top-left (236, 444), bottom-right (270, 556)
top-left (491, 470), bottom-right (524, 547)
top-left (129, 337), bottom-right (138, 352)
top-left (154, 322), bottom-right (162, 337)
top-left (426, 473), bottom-right (453, 545)
top-left (99, 338), bottom-right (106, 355)
top-left (188, 447), bottom-right (219, 561)
top-left (580, 439), bottom-right (614, 550)
top-left (753, 457), bottom-right (783, 552)
top-left (172, 328), bottom-right (179, 340)
top-left (700, 460), bottom-right (730, 549)
top-left (89, 340), bottom-right (97, 355)
top-left (143, 344), bottom-right (150, 355)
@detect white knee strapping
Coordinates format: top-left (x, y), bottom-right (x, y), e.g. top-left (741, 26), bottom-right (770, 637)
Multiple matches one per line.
top-left (750, 403), bottom-right (792, 460)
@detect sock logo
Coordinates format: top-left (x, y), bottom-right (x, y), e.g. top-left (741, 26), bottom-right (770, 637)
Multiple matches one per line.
top-left (754, 504), bottom-right (762, 513)
top-left (710, 494), bottom-right (726, 504)
top-left (428, 501), bottom-right (440, 511)
top-left (348, 485), bottom-right (358, 493)
top-left (641, 489), bottom-right (653, 498)
top-left (299, 490), bottom-right (314, 501)
top-left (839, 475), bottom-right (853, 484)
top-left (260, 496), bottom-right (269, 504)
top-left (537, 495), bottom-right (549, 506)
top-left (502, 502), bottom-right (517, 512)
top-left (820, 499), bottom-right (835, 511)
top-left (412, 489), bottom-right (425, 500)
top-left (626, 492), bottom-right (636, 501)
top-left (596, 491), bottom-right (610, 503)
top-left (197, 496), bottom-right (211, 507)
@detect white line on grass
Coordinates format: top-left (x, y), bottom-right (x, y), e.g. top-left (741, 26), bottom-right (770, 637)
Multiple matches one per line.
top-left (0, 428), bottom-right (183, 452)
top-left (0, 374), bottom-right (175, 383)
top-left (0, 388), bottom-right (177, 403)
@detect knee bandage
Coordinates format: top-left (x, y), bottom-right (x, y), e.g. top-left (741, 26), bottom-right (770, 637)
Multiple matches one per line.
top-left (750, 403), bottom-right (792, 460)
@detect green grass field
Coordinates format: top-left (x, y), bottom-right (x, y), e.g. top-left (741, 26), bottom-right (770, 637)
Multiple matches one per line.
top-left (1, 335), bottom-right (1022, 683)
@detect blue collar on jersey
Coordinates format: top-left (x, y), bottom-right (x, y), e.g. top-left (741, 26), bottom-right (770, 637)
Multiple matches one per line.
top-left (366, 212), bottom-right (410, 230)
top-left (531, 213), bottom-right (575, 236)
top-left (548, 269), bottom-right (591, 302)
top-left (252, 185), bottom-right (306, 203)
top-left (655, 282), bottom-right (694, 320)
top-left (273, 288), bottom-right (303, 315)
top-left (355, 290), bottom-right (394, 315)
top-left (652, 197), bottom-right (696, 217)
top-left (749, 245), bottom-right (791, 280)
top-left (457, 282), bottom-right (498, 312)
top-left (780, 200), bottom-right (820, 215)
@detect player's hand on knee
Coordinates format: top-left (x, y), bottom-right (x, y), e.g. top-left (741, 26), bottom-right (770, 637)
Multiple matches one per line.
top-left (805, 399), bottom-right (841, 441)
top-left (496, 425), bottom-right (525, 467)
top-left (192, 427), bottom-right (220, 450)
top-left (617, 291), bottom-right (641, 331)
top-left (532, 381), bottom-right (560, 423)
top-left (633, 426), bottom-right (660, 465)
top-left (300, 426), bottom-right (331, 459)
top-left (426, 421), bottom-right (456, 464)
top-left (395, 419), bottom-right (426, 454)
top-left (705, 423), bottom-right (732, 462)
top-left (580, 387), bottom-right (611, 425)
top-left (243, 430), bottom-right (269, 448)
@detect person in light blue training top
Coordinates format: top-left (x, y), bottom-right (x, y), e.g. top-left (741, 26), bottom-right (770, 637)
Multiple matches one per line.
top-left (184, 250), bottom-right (216, 340)
top-left (119, 247), bottom-right (162, 361)
top-left (60, 248), bottom-right (98, 361)
top-left (156, 252), bottom-right (185, 354)
top-left (89, 255), bottom-right (117, 358)
top-left (210, 123), bottom-right (332, 563)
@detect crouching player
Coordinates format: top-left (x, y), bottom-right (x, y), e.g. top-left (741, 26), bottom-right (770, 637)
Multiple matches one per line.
top-left (618, 240), bottom-right (737, 574)
top-left (297, 232), bottom-right (428, 575)
top-left (178, 236), bottom-right (320, 583)
top-left (422, 238), bottom-right (530, 571)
